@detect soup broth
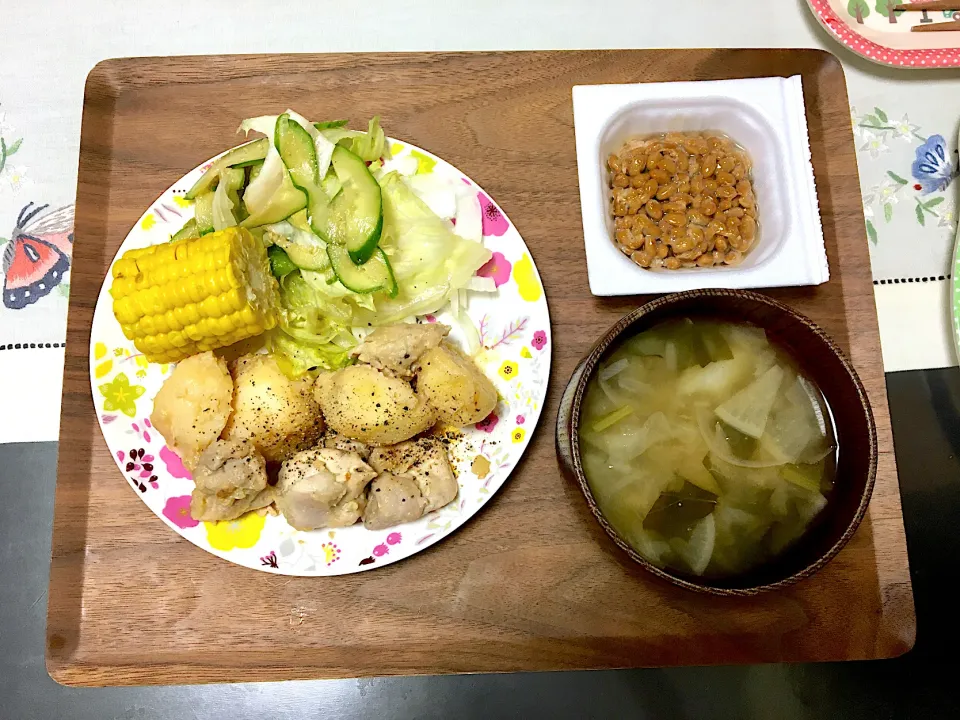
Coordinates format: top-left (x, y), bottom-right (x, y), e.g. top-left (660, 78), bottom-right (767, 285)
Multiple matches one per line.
top-left (579, 318), bottom-right (836, 578)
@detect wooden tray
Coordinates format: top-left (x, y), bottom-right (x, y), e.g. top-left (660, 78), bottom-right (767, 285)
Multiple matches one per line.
top-left (48, 50), bottom-right (915, 687)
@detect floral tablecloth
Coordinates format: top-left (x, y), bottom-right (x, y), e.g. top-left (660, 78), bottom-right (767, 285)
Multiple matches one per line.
top-left (0, 0), bottom-right (958, 444)
top-left (855, 105), bottom-right (958, 281)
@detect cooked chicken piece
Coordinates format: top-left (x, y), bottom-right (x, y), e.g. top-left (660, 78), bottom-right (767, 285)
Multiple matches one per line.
top-left (417, 342), bottom-right (498, 426)
top-left (151, 351), bottom-right (234, 470)
top-left (275, 447), bottom-right (377, 530)
top-left (368, 437), bottom-right (458, 512)
top-left (353, 322), bottom-right (449, 379)
top-left (222, 353), bottom-right (324, 462)
top-left (363, 472), bottom-right (428, 530)
top-left (189, 439), bottom-right (274, 522)
top-left (322, 431), bottom-right (371, 460)
top-left (314, 364), bottom-right (436, 445)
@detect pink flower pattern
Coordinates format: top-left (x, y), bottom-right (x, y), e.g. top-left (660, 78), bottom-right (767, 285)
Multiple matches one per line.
top-left (476, 252), bottom-right (512, 288)
top-left (516, 414), bottom-right (526, 425)
top-left (162, 495), bottom-right (199, 529)
top-left (476, 412), bottom-right (499, 433)
top-left (160, 445), bottom-right (191, 479)
top-left (532, 330), bottom-right (548, 351)
top-left (478, 192), bottom-right (509, 237)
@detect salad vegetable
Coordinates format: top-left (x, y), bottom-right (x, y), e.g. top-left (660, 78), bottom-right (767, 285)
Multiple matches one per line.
top-left (168, 110), bottom-right (494, 375)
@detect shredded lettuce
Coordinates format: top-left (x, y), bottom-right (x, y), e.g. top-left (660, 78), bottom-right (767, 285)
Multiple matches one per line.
top-left (358, 171), bottom-right (492, 325)
top-left (212, 175), bottom-right (237, 230)
top-left (319, 116), bottom-right (388, 162)
top-left (273, 271), bottom-right (357, 374)
top-left (270, 330), bottom-right (353, 376)
top-left (453, 184), bottom-right (483, 243)
top-left (406, 174), bottom-right (457, 220)
top-left (239, 116), bottom-right (285, 215)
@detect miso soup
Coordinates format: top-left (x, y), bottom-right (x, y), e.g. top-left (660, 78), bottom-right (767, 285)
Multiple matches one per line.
top-left (579, 318), bottom-right (836, 578)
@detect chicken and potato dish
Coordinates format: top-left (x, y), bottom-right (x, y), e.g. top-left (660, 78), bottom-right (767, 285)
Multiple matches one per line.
top-left (150, 322), bottom-right (499, 532)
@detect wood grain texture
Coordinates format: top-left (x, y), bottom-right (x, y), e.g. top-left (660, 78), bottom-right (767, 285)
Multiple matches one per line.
top-left (47, 50), bottom-right (915, 687)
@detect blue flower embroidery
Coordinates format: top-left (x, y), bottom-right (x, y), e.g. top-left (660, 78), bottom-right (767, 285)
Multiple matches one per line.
top-left (911, 134), bottom-right (957, 195)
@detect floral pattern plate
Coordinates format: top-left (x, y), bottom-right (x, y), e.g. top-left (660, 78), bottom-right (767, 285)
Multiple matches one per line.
top-left (89, 139), bottom-right (551, 576)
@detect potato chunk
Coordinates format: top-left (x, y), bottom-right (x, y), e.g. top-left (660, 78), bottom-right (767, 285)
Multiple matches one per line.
top-left (221, 353), bottom-right (324, 462)
top-left (314, 365), bottom-right (435, 445)
top-left (151, 351), bottom-right (233, 470)
top-left (417, 343), bottom-right (498, 426)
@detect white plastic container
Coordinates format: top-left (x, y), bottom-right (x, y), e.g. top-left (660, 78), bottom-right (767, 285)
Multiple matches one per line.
top-left (572, 76), bottom-right (828, 296)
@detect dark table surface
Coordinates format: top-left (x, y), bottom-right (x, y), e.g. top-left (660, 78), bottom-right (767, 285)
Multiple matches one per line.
top-left (2, 369), bottom-right (958, 719)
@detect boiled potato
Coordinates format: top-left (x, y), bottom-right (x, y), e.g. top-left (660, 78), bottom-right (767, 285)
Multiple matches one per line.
top-left (151, 351), bottom-right (234, 470)
top-left (221, 353), bottom-right (324, 462)
top-left (314, 364), bottom-right (436, 445)
top-left (417, 343), bottom-right (498, 426)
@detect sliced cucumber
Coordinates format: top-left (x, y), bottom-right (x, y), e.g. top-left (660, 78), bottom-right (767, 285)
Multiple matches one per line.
top-left (327, 243), bottom-right (397, 296)
top-left (268, 245), bottom-right (298, 278)
top-left (314, 119), bottom-right (349, 130)
top-left (239, 171), bottom-right (307, 228)
top-left (230, 158), bottom-right (265, 169)
top-left (314, 145), bottom-right (383, 264)
top-left (171, 218), bottom-right (199, 241)
top-left (275, 113), bottom-right (335, 245)
top-left (194, 191), bottom-right (215, 235)
top-left (273, 227), bottom-right (329, 272)
top-left (248, 162), bottom-right (263, 184)
top-left (185, 137), bottom-right (269, 200)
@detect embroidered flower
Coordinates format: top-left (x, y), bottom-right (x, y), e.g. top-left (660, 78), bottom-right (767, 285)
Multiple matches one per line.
top-left (912, 134), bottom-right (957, 195)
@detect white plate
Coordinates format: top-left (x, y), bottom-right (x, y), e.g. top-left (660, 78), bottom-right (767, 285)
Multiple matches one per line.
top-left (89, 138), bottom-right (551, 576)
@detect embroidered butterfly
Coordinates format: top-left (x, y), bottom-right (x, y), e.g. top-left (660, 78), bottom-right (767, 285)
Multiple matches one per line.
top-left (2, 202), bottom-right (74, 309)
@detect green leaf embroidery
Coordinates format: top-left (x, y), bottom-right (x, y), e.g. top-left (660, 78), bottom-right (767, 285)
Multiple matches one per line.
top-left (6, 138), bottom-right (21, 156)
top-left (924, 197), bottom-right (945, 209)
top-left (864, 114), bottom-right (881, 126)
top-left (916, 204), bottom-right (926, 226)
top-left (866, 219), bottom-right (878, 245)
top-left (887, 171), bottom-right (908, 185)
top-left (874, 107), bottom-right (888, 123)
top-left (884, 203), bottom-right (894, 223)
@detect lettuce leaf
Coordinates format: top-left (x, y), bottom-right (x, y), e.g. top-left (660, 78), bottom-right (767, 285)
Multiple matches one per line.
top-left (359, 171), bottom-right (492, 325)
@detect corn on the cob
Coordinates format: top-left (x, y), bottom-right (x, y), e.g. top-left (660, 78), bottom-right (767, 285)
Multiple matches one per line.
top-left (111, 227), bottom-right (280, 364)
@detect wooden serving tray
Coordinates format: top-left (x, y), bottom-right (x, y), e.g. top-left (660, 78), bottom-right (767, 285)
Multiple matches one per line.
top-left (48, 50), bottom-right (915, 686)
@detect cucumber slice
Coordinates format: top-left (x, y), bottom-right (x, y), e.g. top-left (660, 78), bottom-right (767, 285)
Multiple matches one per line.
top-left (272, 227), bottom-right (329, 271)
top-left (274, 113), bottom-right (336, 245)
top-left (185, 138), bottom-right (269, 200)
top-left (275, 114), bottom-right (319, 190)
top-left (194, 191), bottom-right (215, 235)
top-left (239, 171), bottom-right (307, 228)
top-left (230, 158), bottom-right (264, 169)
top-left (314, 146), bottom-right (383, 264)
top-left (171, 218), bottom-right (199, 241)
top-left (327, 243), bottom-right (397, 296)
top-left (268, 245), bottom-right (297, 278)
top-left (314, 119), bottom-right (349, 130)
top-left (248, 162), bottom-right (263, 184)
